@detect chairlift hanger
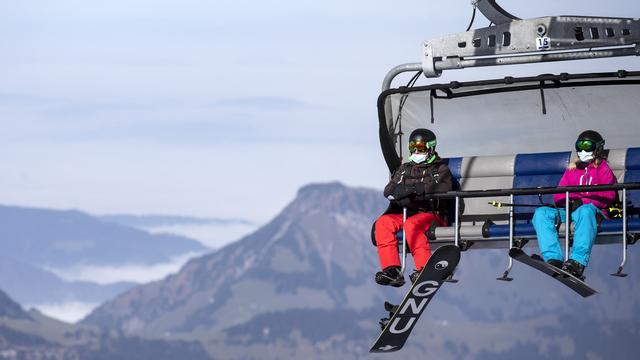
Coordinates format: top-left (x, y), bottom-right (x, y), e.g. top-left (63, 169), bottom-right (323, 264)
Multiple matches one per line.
top-left (383, 0), bottom-right (640, 90)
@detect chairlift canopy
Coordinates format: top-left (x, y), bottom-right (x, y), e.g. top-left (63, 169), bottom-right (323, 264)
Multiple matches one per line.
top-left (378, 71), bottom-right (640, 173)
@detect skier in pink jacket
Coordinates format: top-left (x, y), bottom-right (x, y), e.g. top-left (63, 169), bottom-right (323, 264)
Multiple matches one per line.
top-left (532, 130), bottom-right (617, 279)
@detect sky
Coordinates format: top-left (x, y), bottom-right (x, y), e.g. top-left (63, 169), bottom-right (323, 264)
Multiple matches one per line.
top-left (1, 0), bottom-right (639, 224)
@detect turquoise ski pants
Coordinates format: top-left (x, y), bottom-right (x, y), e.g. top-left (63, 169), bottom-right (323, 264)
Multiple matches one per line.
top-left (531, 204), bottom-right (600, 266)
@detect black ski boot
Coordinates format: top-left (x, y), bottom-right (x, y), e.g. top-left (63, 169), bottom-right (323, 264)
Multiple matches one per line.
top-left (375, 266), bottom-right (405, 287)
top-left (379, 301), bottom-right (399, 330)
top-left (409, 269), bottom-right (421, 284)
top-left (562, 259), bottom-right (585, 280)
top-left (546, 258), bottom-right (564, 269)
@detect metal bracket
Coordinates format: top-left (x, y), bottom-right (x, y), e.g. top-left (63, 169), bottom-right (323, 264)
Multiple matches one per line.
top-left (513, 238), bottom-right (529, 250)
top-left (458, 239), bottom-right (475, 251)
top-left (611, 266), bottom-right (628, 277)
top-left (421, 15), bottom-right (640, 78)
top-left (496, 270), bottom-right (514, 282)
top-left (421, 42), bottom-right (441, 78)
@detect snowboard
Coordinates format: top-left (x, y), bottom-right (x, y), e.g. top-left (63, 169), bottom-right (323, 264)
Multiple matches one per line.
top-left (369, 244), bottom-right (461, 353)
top-left (509, 248), bottom-right (597, 298)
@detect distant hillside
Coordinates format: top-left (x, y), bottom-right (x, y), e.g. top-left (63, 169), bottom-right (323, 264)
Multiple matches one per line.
top-left (0, 204), bottom-right (209, 322)
top-left (100, 214), bottom-right (254, 228)
top-left (0, 288), bottom-right (209, 359)
top-left (0, 255), bottom-right (133, 306)
top-left (0, 205), bottom-right (208, 268)
top-left (83, 181), bottom-right (640, 359)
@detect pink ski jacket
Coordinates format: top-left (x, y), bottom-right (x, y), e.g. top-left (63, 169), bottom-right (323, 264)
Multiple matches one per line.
top-left (553, 159), bottom-right (617, 209)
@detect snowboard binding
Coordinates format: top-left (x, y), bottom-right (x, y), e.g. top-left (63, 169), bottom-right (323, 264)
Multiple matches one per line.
top-left (378, 301), bottom-right (400, 330)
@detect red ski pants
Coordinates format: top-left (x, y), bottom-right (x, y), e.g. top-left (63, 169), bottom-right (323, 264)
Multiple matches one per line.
top-left (375, 212), bottom-right (444, 271)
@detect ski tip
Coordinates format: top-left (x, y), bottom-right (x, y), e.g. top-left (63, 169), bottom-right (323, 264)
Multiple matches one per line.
top-left (370, 344), bottom-right (401, 353)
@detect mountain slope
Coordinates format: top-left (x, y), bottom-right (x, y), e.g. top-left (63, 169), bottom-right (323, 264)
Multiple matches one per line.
top-left (83, 182), bottom-right (640, 359)
top-left (0, 288), bottom-right (209, 359)
top-left (0, 288), bottom-right (30, 320)
top-left (84, 182), bottom-right (389, 333)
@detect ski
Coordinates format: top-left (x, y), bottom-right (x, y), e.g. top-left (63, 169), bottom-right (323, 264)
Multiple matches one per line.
top-left (509, 248), bottom-right (597, 298)
top-left (369, 244), bottom-right (461, 353)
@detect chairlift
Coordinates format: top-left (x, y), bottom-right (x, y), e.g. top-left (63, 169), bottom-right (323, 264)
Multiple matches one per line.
top-left (374, 0), bottom-right (640, 283)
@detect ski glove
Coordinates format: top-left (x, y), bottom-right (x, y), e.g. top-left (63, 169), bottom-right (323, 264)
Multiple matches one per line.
top-left (391, 184), bottom-right (416, 200)
top-left (555, 197), bottom-right (583, 211)
top-left (570, 198), bottom-right (583, 211)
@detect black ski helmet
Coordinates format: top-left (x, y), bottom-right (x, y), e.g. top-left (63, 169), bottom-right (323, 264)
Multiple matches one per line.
top-left (408, 128), bottom-right (436, 153)
top-left (575, 130), bottom-right (605, 155)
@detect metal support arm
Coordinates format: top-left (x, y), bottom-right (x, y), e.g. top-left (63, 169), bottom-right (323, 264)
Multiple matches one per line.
top-left (422, 15), bottom-right (640, 78)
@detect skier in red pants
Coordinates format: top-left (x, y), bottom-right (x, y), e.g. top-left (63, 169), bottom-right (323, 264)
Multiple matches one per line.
top-left (374, 128), bottom-right (453, 287)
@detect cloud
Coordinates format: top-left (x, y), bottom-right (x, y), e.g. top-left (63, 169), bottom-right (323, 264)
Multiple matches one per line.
top-left (45, 251), bottom-right (204, 285)
top-left (0, 92), bottom-right (330, 147)
top-left (28, 301), bottom-right (99, 324)
top-left (143, 223), bottom-right (258, 249)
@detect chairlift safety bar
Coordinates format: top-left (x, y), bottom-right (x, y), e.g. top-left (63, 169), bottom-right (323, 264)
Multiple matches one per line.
top-left (423, 183), bottom-right (640, 200)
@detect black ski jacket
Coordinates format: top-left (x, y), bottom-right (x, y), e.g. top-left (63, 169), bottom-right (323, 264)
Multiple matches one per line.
top-left (383, 157), bottom-right (453, 215)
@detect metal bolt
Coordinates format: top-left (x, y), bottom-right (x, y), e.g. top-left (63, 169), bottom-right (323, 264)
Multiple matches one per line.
top-left (537, 24), bottom-right (547, 36)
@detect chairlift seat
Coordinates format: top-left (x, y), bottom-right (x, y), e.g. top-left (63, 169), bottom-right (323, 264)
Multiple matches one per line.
top-left (376, 147), bottom-right (640, 250)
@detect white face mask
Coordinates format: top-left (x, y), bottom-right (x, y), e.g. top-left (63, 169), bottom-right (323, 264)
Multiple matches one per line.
top-left (578, 150), bottom-right (594, 163)
top-left (409, 153), bottom-right (427, 163)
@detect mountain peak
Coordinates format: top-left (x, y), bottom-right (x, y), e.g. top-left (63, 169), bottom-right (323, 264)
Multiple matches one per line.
top-left (296, 181), bottom-right (348, 195)
top-left (287, 182), bottom-right (385, 218)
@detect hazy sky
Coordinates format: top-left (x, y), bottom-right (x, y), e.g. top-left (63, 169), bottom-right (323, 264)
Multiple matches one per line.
top-left (1, 0), bottom-right (639, 223)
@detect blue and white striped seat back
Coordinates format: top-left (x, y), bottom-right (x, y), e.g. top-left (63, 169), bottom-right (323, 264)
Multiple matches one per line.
top-left (606, 149), bottom-right (627, 182)
top-left (605, 149), bottom-right (628, 204)
top-left (512, 152), bottom-right (571, 218)
top-left (453, 154), bottom-right (515, 221)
